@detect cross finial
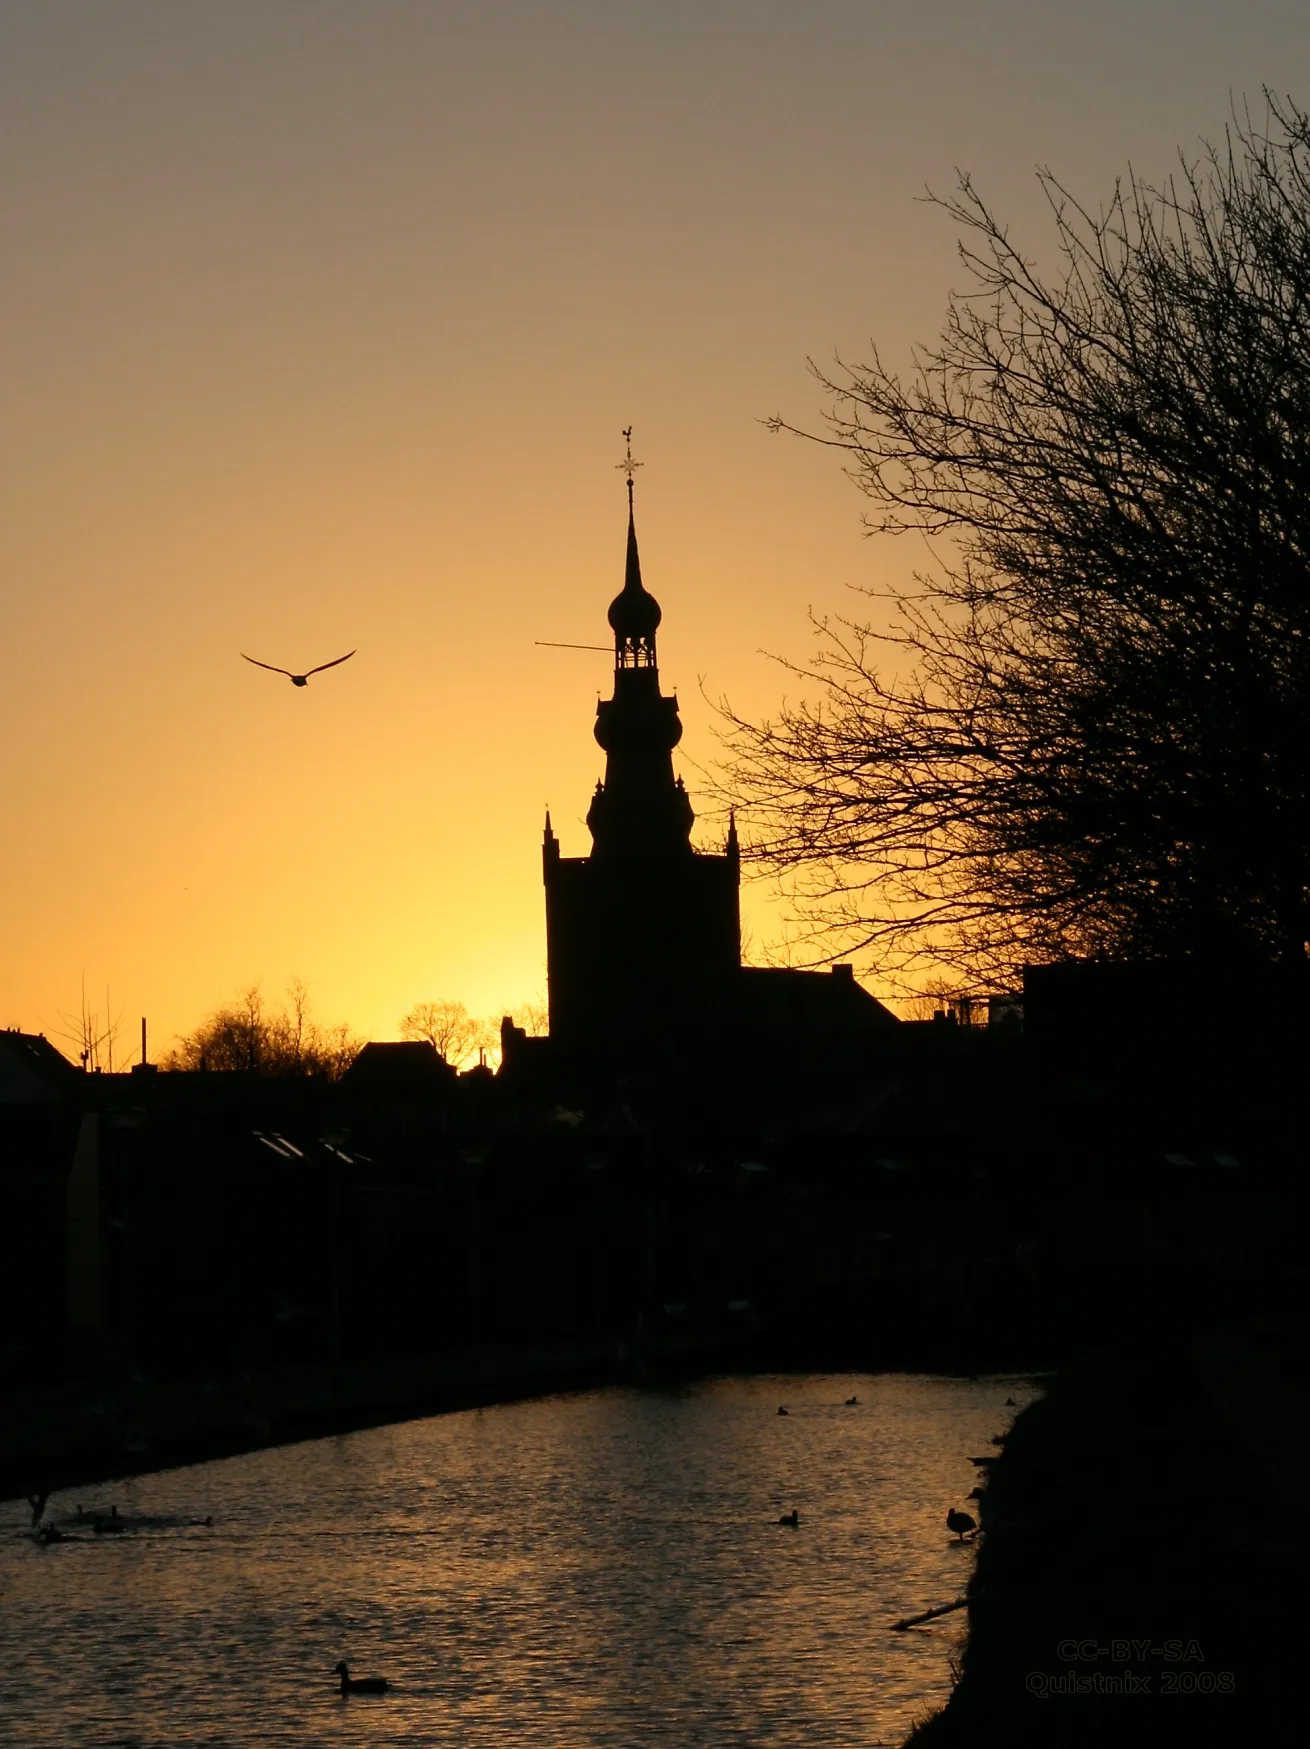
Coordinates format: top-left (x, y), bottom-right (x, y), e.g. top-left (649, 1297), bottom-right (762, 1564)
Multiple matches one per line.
top-left (616, 426), bottom-right (642, 508)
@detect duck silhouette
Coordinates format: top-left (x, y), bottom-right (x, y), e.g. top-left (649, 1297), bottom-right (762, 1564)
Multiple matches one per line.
top-left (334, 1661), bottom-right (388, 1696)
top-left (241, 650), bottom-right (355, 687)
top-left (946, 1508), bottom-right (977, 1542)
top-left (777, 1509), bottom-right (799, 1527)
top-left (845, 1395), bottom-right (858, 1406)
top-left (777, 1406), bottom-right (789, 1416)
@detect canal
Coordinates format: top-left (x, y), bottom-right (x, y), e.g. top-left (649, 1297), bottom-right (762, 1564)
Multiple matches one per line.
top-left (1, 1371), bottom-right (1031, 1746)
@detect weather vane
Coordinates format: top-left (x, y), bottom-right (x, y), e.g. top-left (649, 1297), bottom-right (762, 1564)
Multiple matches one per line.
top-left (616, 426), bottom-right (643, 504)
top-left (532, 431), bottom-right (646, 656)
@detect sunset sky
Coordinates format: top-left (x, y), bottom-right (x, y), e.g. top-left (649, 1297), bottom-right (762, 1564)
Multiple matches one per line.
top-left (4, 1), bottom-right (1308, 1057)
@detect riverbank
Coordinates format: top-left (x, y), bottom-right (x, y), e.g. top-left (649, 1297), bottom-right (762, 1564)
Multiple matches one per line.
top-left (1, 1334), bottom-right (702, 1502)
top-left (903, 1317), bottom-right (1307, 1746)
top-left (3, 1313), bottom-right (1051, 1505)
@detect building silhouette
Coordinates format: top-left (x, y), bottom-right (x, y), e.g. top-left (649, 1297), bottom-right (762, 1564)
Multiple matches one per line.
top-left (537, 466), bottom-right (895, 1076)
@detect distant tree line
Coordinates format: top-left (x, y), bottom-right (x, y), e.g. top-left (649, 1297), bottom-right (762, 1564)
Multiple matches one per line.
top-left (721, 93), bottom-right (1310, 985)
top-left (163, 981), bottom-right (361, 1079)
top-left (162, 985), bottom-right (549, 1077)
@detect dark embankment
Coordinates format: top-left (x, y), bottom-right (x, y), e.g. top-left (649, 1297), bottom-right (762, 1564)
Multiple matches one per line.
top-left (1, 1339), bottom-right (657, 1502)
top-left (905, 1309), bottom-right (1307, 1746)
top-left (2, 1307), bottom-right (1039, 1505)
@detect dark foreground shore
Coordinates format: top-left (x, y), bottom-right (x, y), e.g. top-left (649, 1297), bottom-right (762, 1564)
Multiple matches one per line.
top-left (904, 1317), bottom-right (1307, 1747)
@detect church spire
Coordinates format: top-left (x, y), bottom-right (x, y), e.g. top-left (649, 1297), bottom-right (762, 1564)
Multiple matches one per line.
top-left (588, 429), bottom-right (692, 855)
top-left (608, 428), bottom-right (661, 669)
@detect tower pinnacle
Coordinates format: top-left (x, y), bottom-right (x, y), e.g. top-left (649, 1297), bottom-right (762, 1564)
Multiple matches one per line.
top-left (589, 438), bottom-right (690, 854)
top-left (615, 425), bottom-right (643, 513)
top-left (607, 427), bottom-right (661, 669)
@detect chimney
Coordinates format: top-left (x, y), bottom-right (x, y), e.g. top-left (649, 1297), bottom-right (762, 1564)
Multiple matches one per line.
top-left (131, 1015), bottom-right (158, 1078)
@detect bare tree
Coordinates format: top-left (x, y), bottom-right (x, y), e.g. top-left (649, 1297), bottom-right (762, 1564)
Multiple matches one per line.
top-left (514, 998), bottom-right (550, 1037)
top-left (720, 94), bottom-right (1310, 982)
top-left (398, 999), bottom-right (489, 1068)
top-left (164, 980), bottom-right (360, 1079)
top-left (49, 977), bottom-right (129, 1072)
top-left (282, 976), bottom-right (311, 1068)
top-left (318, 1020), bottom-right (364, 1081)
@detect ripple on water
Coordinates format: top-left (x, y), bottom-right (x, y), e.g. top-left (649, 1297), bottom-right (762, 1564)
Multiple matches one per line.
top-left (0, 1372), bottom-right (1035, 1747)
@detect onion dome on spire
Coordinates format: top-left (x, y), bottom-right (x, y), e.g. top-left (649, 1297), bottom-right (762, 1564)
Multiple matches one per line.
top-left (588, 428), bottom-right (691, 854)
top-left (608, 428), bottom-right (660, 666)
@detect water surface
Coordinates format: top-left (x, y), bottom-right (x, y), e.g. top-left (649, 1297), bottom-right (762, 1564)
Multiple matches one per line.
top-left (1, 1372), bottom-right (1032, 1746)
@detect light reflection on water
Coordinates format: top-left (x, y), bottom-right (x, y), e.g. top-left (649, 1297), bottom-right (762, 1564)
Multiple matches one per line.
top-left (1, 1373), bottom-right (1033, 1747)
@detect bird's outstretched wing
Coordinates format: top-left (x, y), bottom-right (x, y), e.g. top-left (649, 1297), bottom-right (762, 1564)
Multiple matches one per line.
top-left (241, 653), bottom-right (295, 677)
top-left (303, 649), bottom-right (356, 677)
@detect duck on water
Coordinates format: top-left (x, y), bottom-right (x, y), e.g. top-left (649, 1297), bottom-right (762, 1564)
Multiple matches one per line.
top-left (335, 1662), bottom-right (388, 1696)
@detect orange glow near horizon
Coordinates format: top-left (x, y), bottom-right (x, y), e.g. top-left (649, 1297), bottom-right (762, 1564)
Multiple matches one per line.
top-left (3, 4), bottom-right (1307, 1055)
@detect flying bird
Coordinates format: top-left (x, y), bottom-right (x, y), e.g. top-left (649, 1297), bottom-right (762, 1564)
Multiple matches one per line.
top-left (241, 650), bottom-right (356, 687)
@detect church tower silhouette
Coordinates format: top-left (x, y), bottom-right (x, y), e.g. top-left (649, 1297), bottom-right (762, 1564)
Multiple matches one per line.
top-left (543, 444), bottom-right (741, 1065)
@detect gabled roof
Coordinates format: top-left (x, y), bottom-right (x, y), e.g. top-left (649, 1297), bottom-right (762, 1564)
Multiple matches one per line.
top-left (735, 965), bottom-right (898, 1035)
top-left (0, 1031), bottom-right (82, 1103)
top-left (340, 1040), bottom-right (458, 1089)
